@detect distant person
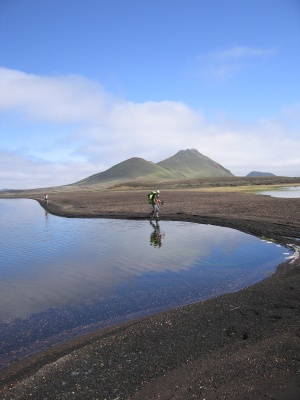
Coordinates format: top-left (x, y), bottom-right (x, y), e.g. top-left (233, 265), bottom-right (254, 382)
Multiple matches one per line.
top-left (44, 194), bottom-right (48, 203)
top-left (149, 190), bottom-right (163, 220)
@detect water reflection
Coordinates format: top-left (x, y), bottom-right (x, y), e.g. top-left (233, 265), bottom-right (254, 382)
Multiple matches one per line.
top-left (0, 199), bottom-right (293, 369)
top-left (0, 199), bottom-right (292, 324)
top-left (150, 221), bottom-right (165, 248)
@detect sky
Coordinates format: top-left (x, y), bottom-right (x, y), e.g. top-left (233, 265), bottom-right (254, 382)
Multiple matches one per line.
top-left (0, 0), bottom-right (299, 189)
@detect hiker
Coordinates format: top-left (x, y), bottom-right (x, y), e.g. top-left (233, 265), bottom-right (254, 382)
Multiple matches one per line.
top-left (149, 190), bottom-right (163, 220)
top-left (44, 194), bottom-right (48, 203)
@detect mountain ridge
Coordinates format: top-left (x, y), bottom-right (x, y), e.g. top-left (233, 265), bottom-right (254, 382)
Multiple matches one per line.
top-left (74, 149), bottom-right (234, 186)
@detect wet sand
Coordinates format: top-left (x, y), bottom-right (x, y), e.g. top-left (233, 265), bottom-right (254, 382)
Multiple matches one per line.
top-left (0, 189), bottom-right (300, 399)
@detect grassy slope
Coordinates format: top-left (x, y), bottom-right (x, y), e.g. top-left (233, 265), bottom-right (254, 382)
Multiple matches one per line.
top-left (74, 149), bottom-right (234, 186)
top-left (157, 149), bottom-right (234, 178)
top-left (74, 157), bottom-right (177, 185)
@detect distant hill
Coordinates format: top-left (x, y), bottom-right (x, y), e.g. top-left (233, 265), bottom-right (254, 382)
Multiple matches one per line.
top-left (74, 149), bottom-right (234, 186)
top-left (246, 171), bottom-right (276, 177)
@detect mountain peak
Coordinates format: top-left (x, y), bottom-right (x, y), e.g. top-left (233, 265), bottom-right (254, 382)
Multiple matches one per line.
top-left (176, 148), bottom-right (201, 156)
top-left (157, 149), bottom-right (233, 178)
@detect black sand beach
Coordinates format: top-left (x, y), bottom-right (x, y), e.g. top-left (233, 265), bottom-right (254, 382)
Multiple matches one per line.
top-left (0, 187), bottom-right (299, 399)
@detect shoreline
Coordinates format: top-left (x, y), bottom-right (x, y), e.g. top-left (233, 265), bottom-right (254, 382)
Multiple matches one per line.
top-left (0, 190), bottom-right (300, 399)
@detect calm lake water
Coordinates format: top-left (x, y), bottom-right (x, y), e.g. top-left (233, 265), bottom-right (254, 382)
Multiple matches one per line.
top-left (0, 199), bottom-right (293, 369)
top-left (257, 185), bottom-right (300, 198)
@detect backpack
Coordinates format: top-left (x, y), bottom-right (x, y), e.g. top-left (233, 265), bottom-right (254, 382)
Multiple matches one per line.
top-left (148, 191), bottom-right (157, 204)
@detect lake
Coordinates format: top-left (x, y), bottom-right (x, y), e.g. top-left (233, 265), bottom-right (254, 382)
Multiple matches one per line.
top-left (0, 199), bottom-right (293, 369)
top-left (257, 185), bottom-right (300, 198)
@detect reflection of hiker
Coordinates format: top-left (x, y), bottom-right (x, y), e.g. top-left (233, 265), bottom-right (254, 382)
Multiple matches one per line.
top-left (150, 220), bottom-right (164, 248)
top-left (149, 190), bottom-right (163, 220)
top-left (44, 194), bottom-right (48, 203)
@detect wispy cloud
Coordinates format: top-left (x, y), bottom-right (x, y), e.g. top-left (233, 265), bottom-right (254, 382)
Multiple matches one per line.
top-left (215, 46), bottom-right (275, 60)
top-left (281, 102), bottom-right (300, 121)
top-left (0, 67), bottom-right (299, 189)
top-left (195, 46), bottom-right (275, 81)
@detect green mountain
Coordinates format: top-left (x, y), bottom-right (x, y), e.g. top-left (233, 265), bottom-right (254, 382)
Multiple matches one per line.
top-left (74, 149), bottom-right (234, 185)
top-left (75, 157), bottom-right (176, 185)
top-left (157, 149), bottom-right (233, 178)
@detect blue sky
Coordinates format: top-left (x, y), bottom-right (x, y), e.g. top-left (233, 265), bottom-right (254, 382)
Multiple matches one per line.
top-left (0, 0), bottom-right (299, 189)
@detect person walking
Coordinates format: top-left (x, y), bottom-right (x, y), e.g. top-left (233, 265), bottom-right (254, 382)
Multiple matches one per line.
top-left (150, 190), bottom-right (162, 220)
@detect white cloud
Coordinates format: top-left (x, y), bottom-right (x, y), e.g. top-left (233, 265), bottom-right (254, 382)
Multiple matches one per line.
top-left (0, 67), bottom-right (117, 123)
top-left (0, 67), bottom-right (299, 189)
top-left (0, 151), bottom-right (96, 189)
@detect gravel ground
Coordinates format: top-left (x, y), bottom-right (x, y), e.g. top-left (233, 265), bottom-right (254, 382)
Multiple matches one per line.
top-left (0, 188), bottom-right (300, 399)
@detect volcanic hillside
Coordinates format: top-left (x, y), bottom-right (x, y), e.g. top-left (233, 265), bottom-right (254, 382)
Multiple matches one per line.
top-left (74, 149), bottom-right (234, 186)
